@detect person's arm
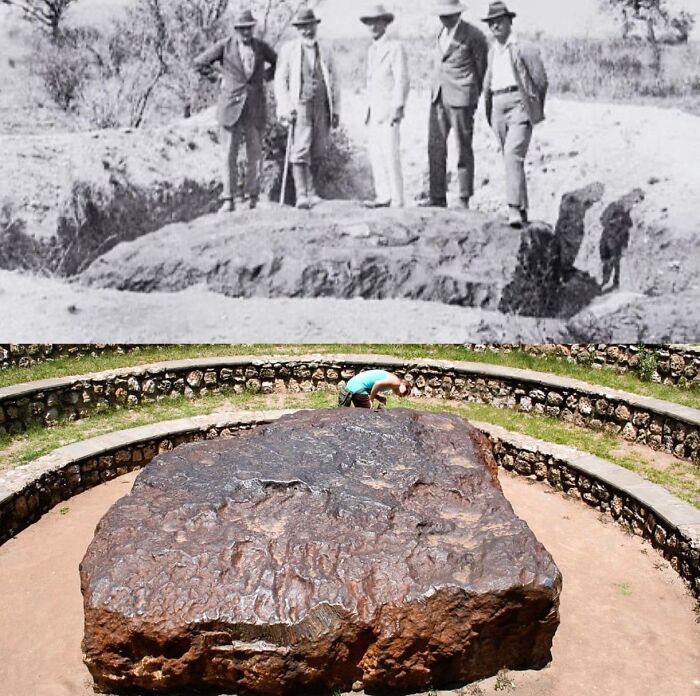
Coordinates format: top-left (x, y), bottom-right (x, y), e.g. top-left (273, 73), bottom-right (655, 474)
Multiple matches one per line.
top-left (529, 45), bottom-right (549, 105)
top-left (261, 40), bottom-right (278, 82)
top-left (325, 45), bottom-right (341, 128)
top-left (471, 26), bottom-right (490, 93)
top-left (391, 42), bottom-right (410, 125)
top-left (193, 39), bottom-right (226, 81)
top-left (274, 43), bottom-right (293, 122)
top-left (369, 374), bottom-right (402, 404)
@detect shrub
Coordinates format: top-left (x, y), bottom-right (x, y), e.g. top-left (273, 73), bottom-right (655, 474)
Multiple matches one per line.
top-left (637, 345), bottom-right (658, 382)
top-left (33, 37), bottom-right (86, 110)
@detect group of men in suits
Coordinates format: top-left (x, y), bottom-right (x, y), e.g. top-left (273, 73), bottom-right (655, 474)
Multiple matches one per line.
top-left (194, 1), bottom-right (548, 228)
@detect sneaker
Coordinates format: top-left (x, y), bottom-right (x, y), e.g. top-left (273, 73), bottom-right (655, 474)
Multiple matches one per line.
top-left (296, 196), bottom-right (311, 210)
top-left (454, 197), bottom-right (470, 210)
top-left (362, 199), bottom-right (391, 209)
top-left (249, 196), bottom-right (259, 210)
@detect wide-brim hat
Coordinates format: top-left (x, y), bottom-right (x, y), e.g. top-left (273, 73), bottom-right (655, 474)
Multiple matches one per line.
top-left (291, 7), bottom-right (322, 26)
top-left (360, 3), bottom-right (395, 24)
top-left (232, 9), bottom-right (257, 28)
top-left (432, 0), bottom-right (465, 16)
top-left (482, 1), bottom-right (517, 22)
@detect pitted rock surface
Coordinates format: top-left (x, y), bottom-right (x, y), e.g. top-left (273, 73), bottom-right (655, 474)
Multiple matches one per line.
top-left (80, 409), bottom-right (561, 694)
top-left (76, 203), bottom-right (522, 310)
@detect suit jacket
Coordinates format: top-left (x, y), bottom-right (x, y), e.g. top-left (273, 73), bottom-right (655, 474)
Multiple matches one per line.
top-left (274, 39), bottom-right (340, 122)
top-left (431, 20), bottom-right (489, 108)
top-left (194, 35), bottom-right (277, 128)
top-left (365, 37), bottom-right (410, 125)
top-left (484, 38), bottom-right (548, 126)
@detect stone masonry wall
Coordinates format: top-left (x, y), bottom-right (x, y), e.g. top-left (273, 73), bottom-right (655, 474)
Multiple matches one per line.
top-left (465, 344), bottom-right (700, 387)
top-left (1, 358), bottom-right (699, 465)
top-left (488, 435), bottom-right (699, 598)
top-left (3, 344), bottom-right (700, 388)
top-left (0, 344), bottom-right (143, 370)
top-left (0, 420), bottom-right (261, 546)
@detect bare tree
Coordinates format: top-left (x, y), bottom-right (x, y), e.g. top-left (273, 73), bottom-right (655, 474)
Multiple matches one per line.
top-left (1, 0), bottom-right (76, 39)
top-left (602, 0), bottom-right (696, 44)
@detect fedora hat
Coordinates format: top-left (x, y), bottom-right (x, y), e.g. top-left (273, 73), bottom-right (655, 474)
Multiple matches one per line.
top-left (482, 1), bottom-right (517, 22)
top-left (360, 3), bottom-right (395, 24)
top-left (232, 9), bottom-right (257, 28)
top-left (432, 0), bottom-right (465, 16)
top-left (291, 7), bottom-right (322, 26)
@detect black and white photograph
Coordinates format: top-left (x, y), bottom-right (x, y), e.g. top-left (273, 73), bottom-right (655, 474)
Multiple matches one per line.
top-left (1, 0), bottom-right (698, 342)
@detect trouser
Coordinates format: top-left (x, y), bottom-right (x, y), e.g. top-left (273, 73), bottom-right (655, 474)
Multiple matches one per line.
top-left (290, 93), bottom-right (331, 166)
top-left (221, 99), bottom-right (263, 200)
top-left (491, 91), bottom-right (533, 210)
top-left (368, 119), bottom-right (404, 206)
top-left (337, 387), bottom-right (386, 409)
top-left (428, 96), bottom-right (476, 202)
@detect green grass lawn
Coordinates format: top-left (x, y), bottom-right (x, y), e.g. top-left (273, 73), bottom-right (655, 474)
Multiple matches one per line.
top-left (1, 389), bottom-right (697, 508)
top-left (2, 345), bottom-right (699, 409)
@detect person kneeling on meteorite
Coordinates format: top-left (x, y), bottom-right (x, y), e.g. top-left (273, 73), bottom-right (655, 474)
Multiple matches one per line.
top-left (338, 370), bottom-right (409, 409)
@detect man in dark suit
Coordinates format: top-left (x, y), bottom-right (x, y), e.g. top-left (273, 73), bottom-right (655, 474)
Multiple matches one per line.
top-left (194, 9), bottom-right (277, 212)
top-left (483, 2), bottom-right (548, 227)
top-left (420, 0), bottom-right (488, 209)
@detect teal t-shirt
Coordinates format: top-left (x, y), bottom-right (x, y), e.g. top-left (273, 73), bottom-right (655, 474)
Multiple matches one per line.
top-left (346, 370), bottom-right (393, 395)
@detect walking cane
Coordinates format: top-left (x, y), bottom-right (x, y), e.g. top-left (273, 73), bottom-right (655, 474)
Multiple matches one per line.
top-left (279, 121), bottom-right (294, 206)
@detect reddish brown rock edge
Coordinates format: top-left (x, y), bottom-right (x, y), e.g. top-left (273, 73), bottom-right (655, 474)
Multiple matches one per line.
top-left (80, 409), bottom-right (561, 694)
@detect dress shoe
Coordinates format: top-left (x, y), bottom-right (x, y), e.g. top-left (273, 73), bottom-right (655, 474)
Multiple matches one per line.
top-left (417, 198), bottom-right (447, 208)
top-left (218, 198), bottom-right (235, 213)
top-left (362, 199), bottom-right (391, 209)
top-left (508, 207), bottom-right (524, 228)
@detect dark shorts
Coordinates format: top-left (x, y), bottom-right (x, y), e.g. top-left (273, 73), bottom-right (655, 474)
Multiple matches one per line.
top-left (338, 387), bottom-right (385, 409)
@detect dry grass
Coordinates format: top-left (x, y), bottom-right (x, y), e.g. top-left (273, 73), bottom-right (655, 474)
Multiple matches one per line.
top-left (333, 35), bottom-right (700, 116)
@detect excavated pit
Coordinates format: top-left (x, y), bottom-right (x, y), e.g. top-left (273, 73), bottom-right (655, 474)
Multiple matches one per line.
top-left (75, 185), bottom-right (646, 319)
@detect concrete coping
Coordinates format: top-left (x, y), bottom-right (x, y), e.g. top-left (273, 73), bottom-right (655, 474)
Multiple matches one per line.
top-left (1, 353), bottom-right (699, 428)
top-left (2, 408), bottom-right (698, 546)
top-left (473, 421), bottom-right (700, 544)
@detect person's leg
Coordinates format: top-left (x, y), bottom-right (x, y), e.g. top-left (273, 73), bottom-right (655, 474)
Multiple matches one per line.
top-left (242, 104), bottom-right (263, 208)
top-left (308, 96), bottom-right (331, 205)
top-left (492, 95), bottom-right (520, 227)
top-left (426, 97), bottom-right (450, 206)
top-left (503, 103), bottom-right (533, 217)
top-left (374, 394), bottom-right (387, 409)
top-left (291, 101), bottom-right (313, 209)
top-left (367, 120), bottom-right (392, 205)
top-left (388, 122), bottom-right (405, 207)
top-left (450, 105), bottom-right (476, 206)
top-left (220, 124), bottom-right (241, 211)
top-left (351, 393), bottom-right (372, 409)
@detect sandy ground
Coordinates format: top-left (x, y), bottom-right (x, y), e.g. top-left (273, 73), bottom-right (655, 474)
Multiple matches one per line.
top-left (0, 470), bottom-right (697, 696)
top-left (0, 268), bottom-right (566, 343)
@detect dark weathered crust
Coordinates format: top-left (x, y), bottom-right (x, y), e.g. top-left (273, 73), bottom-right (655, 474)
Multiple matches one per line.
top-left (81, 408), bottom-right (561, 694)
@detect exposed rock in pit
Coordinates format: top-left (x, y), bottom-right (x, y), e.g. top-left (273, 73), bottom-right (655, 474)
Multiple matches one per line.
top-left (77, 204), bottom-right (524, 309)
top-left (81, 408), bottom-right (561, 695)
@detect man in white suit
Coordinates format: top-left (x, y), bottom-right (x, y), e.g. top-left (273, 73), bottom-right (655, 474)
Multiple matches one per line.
top-left (275, 7), bottom-right (341, 209)
top-left (360, 4), bottom-right (410, 208)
